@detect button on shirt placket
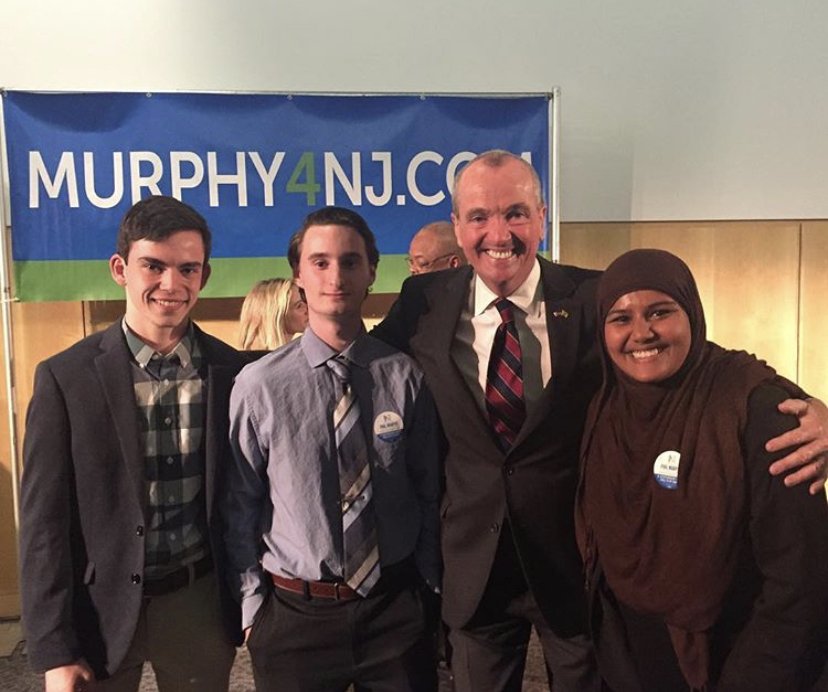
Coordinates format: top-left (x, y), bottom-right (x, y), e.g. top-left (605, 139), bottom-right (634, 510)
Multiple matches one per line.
top-left (125, 323), bottom-right (208, 580)
top-left (148, 356), bottom-right (182, 526)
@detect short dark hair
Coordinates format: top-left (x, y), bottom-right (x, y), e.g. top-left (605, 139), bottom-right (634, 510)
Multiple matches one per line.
top-left (287, 206), bottom-right (380, 273)
top-left (116, 196), bottom-right (212, 263)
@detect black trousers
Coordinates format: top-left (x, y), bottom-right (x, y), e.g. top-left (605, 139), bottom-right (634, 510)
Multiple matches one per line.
top-left (247, 577), bottom-right (437, 692)
top-left (449, 526), bottom-right (601, 692)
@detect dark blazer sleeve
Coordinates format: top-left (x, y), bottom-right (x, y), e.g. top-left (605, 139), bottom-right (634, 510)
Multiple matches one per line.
top-left (717, 384), bottom-right (828, 691)
top-left (18, 361), bottom-right (84, 671)
top-left (370, 273), bottom-right (436, 354)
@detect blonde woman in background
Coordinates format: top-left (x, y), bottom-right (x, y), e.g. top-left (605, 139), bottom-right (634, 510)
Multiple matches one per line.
top-left (239, 278), bottom-right (308, 350)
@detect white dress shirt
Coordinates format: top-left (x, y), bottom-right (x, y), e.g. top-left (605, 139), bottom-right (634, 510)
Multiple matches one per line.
top-left (451, 259), bottom-right (552, 421)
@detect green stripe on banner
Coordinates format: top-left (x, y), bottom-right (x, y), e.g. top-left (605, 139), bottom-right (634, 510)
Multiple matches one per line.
top-left (13, 256), bottom-right (411, 302)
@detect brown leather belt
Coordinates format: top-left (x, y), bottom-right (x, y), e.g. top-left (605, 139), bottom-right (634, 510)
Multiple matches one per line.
top-left (271, 573), bottom-right (359, 600)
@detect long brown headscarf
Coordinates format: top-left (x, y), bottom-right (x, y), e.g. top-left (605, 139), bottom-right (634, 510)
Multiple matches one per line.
top-left (576, 249), bottom-right (801, 689)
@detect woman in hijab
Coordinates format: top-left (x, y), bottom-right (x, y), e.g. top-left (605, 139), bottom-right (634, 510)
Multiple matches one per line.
top-left (576, 249), bottom-right (828, 692)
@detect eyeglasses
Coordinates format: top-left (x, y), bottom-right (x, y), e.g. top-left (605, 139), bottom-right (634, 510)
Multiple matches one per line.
top-left (406, 253), bottom-right (455, 273)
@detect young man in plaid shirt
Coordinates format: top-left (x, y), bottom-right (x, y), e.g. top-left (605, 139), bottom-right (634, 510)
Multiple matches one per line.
top-left (19, 196), bottom-right (246, 692)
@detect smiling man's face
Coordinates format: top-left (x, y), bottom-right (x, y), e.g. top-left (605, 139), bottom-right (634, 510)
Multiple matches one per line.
top-left (451, 157), bottom-right (546, 297)
top-left (110, 229), bottom-right (209, 350)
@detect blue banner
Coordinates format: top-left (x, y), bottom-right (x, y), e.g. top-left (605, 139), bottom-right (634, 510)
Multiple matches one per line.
top-left (2, 91), bottom-right (550, 299)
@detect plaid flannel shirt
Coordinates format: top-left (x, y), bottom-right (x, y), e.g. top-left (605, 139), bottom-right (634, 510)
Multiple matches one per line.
top-left (124, 321), bottom-right (209, 579)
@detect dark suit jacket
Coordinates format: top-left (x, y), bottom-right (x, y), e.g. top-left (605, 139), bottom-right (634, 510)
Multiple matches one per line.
top-left (18, 321), bottom-right (246, 677)
top-left (372, 258), bottom-right (602, 637)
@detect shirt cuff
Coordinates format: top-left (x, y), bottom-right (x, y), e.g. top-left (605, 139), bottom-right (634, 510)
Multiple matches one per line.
top-left (241, 591), bottom-right (265, 631)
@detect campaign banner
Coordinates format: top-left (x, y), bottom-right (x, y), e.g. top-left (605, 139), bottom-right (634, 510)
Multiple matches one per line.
top-left (2, 91), bottom-right (551, 301)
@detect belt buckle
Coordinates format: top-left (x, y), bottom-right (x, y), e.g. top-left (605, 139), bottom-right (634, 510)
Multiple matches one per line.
top-left (333, 582), bottom-right (342, 600)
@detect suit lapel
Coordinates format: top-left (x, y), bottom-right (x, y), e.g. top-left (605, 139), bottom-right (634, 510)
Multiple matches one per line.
top-left (415, 262), bottom-right (588, 456)
top-left (95, 322), bottom-right (146, 517)
top-left (513, 259), bottom-right (583, 446)
top-left (203, 361), bottom-right (234, 521)
top-left (411, 268), bottom-right (494, 440)
top-left (410, 268), bottom-right (467, 362)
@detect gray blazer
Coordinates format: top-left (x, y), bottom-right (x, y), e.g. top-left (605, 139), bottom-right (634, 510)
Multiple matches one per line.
top-left (18, 321), bottom-right (246, 677)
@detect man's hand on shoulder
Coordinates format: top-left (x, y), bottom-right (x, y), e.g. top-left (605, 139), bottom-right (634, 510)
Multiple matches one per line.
top-left (767, 397), bottom-right (828, 494)
top-left (45, 659), bottom-right (94, 692)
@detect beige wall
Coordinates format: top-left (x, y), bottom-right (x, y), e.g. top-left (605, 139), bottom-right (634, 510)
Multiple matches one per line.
top-left (800, 222), bottom-right (828, 405)
top-left (1, 219), bottom-right (825, 616)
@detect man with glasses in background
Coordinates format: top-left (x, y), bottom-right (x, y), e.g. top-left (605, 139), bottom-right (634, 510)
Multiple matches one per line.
top-left (407, 220), bottom-right (467, 275)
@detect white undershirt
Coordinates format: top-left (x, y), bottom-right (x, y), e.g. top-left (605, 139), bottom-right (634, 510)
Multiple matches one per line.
top-left (451, 259), bottom-right (552, 418)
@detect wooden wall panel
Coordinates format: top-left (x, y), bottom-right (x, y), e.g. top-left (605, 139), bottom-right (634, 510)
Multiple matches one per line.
top-left (559, 222), bottom-right (632, 271)
top-left (0, 301), bottom-right (86, 616)
top-left (630, 221), bottom-right (801, 383)
top-left (12, 302), bottom-right (87, 447)
top-left (560, 220), bottom-right (802, 383)
top-left (800, 222), bottom-right (828, 403)
top-left (0, 308), bottom-right (18, 616)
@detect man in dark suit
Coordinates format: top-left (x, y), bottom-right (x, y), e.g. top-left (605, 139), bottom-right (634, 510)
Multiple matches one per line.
top-left (372, 150), bottom-right (828, 692)
top-left (19, 196), bottom-right (244, 692)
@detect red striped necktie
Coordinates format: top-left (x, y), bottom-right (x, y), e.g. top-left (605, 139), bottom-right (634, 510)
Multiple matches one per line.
top-left (485, 299), bottom-right (526, 452)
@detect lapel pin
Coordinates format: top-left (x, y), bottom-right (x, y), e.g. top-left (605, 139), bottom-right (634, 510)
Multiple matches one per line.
top-left (552, 309), bottom-right (570, 319)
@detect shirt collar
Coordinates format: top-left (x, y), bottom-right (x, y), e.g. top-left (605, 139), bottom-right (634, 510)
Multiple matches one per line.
top-left (122, 319), bottom-right (196, 370)
top-left (472, 258), bottom-right (542, 317)
top-left (301, 325), bottom-right (369, 369)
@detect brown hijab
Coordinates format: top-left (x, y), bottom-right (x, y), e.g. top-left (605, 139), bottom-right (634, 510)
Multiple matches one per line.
top-left (576, 249), bottom-right (800, 689)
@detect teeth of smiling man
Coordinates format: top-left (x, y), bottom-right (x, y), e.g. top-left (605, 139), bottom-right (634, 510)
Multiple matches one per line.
top-left (486, 249), bottom-right (514, 259)
top-left (631, 348), bottom-right (660, 359)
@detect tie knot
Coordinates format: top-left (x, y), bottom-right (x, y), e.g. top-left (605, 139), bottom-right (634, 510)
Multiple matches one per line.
top-left (327, 356), bottom-right (351, 383)
top-left (494, 299), bottom-right (515, 325)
